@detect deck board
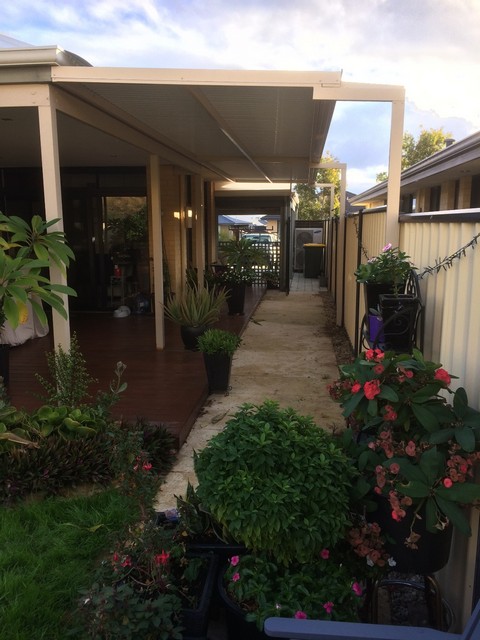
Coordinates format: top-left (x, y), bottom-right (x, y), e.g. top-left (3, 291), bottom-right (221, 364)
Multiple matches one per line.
top-left (7, 286), bottom-right (265, 448)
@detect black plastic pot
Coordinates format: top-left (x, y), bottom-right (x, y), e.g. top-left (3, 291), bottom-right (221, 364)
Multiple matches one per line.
top-left (181, 325), bottom-right (208, 351)
top-left (202, 353), bottom-right (232, 393)
top-left (217, 565), bottom-right (268, 640)
top-left (378, 294), bottom-right (421, 353)
top-left (363, 282), bottom-right (398, 313)
top-left (226, 284), bottom-right (246, 316)
top-left (181, 552), bottom-right (219, 640)
top-left (369, 496), bottom-right (453, 574)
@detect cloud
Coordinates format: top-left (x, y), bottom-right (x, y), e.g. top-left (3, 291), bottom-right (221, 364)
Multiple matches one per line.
top-left (2, 0), bottom-right (479, 192)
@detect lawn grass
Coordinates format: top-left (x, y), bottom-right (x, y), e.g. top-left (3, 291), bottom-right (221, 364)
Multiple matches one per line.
top-left (0, 489), bottom-right (142, 640)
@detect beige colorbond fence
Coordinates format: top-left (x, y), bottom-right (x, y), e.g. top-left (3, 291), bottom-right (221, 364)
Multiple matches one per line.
top-left (333, 208), bottom-right (480, 628)
top-left (339, 210), bottom-right (480, 409)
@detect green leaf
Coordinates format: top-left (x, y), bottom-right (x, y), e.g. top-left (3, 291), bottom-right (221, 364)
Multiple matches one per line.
top-left (411, 403), bottom-right (439, 432)
top-left (398, 480), bottom-right (430, 498)
top-left (378, 385), bottom-right (398, 402)
top-left (412, 383), bottom-right (443, 403)
top-left (436, 482), bottom-right (480, 503)
top-left (454, 427), bottom-right (476, 452)
top-left (418, 446), bottom-right (444, 485)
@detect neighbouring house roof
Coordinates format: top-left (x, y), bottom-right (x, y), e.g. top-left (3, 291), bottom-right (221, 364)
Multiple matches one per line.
top-left (351, 131), bottom-right (480, 205)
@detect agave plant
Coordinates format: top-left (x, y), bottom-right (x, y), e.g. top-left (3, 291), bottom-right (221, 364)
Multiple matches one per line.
top-left (163, 283), bottom-right (227, 327)
top-left (0, 213), bottom-right (76, 330)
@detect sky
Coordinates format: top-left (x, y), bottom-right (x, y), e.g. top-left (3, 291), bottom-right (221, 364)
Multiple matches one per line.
top-left (2, 0), bottom-right (480, 193)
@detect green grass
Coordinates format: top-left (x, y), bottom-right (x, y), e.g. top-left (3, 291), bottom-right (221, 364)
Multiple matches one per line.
top-left (0, 489), bottom-right (142, 640)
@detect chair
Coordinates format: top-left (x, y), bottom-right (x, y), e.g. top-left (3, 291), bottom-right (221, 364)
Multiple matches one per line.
top-left (264, 596), bottom-right (480, 640)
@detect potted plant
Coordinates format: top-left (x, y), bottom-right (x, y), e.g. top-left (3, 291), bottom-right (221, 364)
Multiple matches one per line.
top-left (72, 519), bottom-right (218, 640)
top-left (197, 328), bottom-right (241, 393)
top-left (354, 243), bottom-right (414, 312)
top-left (163, 283), bottom-right (227, 350)
top-left (329, 348), bottom-right (480, 574)
top-left (214, 238), bottom-right (269, 314)
top-left (192, 401), bottom-right (384, 636)
top-left (0, 213), bottom-right (76, 385)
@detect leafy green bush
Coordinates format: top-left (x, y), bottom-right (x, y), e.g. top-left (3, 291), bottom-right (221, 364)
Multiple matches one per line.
top-left (197, 328), bottom-right (241, 356)
top-left (194, 400), bottom-right (354, 564)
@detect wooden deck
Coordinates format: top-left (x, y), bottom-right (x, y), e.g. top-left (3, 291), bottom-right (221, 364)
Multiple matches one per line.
top-left (7, 286), bottom-right (266, 448)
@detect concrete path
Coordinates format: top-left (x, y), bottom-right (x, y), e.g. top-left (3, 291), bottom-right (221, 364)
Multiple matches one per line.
top-left (153, 282), bottom-right (345, 512)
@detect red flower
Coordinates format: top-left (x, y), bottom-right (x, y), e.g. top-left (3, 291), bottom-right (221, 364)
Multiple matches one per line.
top-left (374, 364), bottom-right (385, 374)
top-left (383, 405), bottom-right (397, 421)
top-left (351, 382), bottom-right (362, 394)
top-left (154, 549), bottom-right (170, 565)
top-left (364, 379), bottom-right (381, 400)
top-left (435, 368), bottom-right (451, 386)
top-left (121, 555), bottom-right (132, 567)
top-left (443, 477), bottom-right (453, 488)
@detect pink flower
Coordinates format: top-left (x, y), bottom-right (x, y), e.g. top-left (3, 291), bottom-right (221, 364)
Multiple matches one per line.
top-left (320, 549), bottom-right (330, 559)
top-left (389, 462), bottom-right (400, 474)
top-left (232, 572), bottom-right (240, 582)
top-left (364, 379), bottom-right (381, 400)
top-left (374, 364), bottom-right (384, 374)
top-left (352, 582), bottom-right (363, 597)
top-left (435, 368), bottom-right (451, 386)
top-left (351, 382), bottom-right (362, 394)
top-left (323, 601), bottom-right (334, 614)
top-left (294, 611), bottom-right (307, 619)
top-left (382, 243), bottom-right (393, 252)
top-left (405, 441), bottom-right (416, 456)
top-left (443, 477), bottom-right (453, 488)
top-left (142, 462), bottom-right (153, 471)
top-left (230, 555), bottom-right (240, 566)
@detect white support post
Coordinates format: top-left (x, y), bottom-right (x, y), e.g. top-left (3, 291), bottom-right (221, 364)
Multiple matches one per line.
top-left (385, 98), bottom-right (405, 246)
top-left (191, 175), bottom-right (206, 285)
top-left (37, 87), bottom-right (71, 351)
top-left (148, 155), bottom-right (165, 349)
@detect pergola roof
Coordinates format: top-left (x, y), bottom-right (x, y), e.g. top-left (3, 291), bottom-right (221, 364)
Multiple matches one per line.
top-left (0, 43), bottom-right (405, 186)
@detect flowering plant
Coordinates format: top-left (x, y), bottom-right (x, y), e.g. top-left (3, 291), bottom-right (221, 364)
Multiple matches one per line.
top-left (224, 550), bottom-right (368, 630)
top-left (328, 348), bottom-right (456, 436)
top-left (354, 244), bottom-right (414, 291)
top-left (73, 520), bottom-right (209, 639)
top-left (330, 348), bottom-right (480, 546)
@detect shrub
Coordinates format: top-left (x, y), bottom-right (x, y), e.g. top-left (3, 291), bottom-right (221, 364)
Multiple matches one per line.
top-left (194, 400), bottom-right (354, 564)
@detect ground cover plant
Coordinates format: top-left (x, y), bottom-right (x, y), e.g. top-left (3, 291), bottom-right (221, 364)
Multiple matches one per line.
top-left (0, 490), bottom-right (140, 640)
top-left (0, 339), bottom-right (177, 638)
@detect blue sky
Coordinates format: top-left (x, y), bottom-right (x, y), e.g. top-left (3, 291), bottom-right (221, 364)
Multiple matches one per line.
top-left (2, 0), bottom-right (479, 192)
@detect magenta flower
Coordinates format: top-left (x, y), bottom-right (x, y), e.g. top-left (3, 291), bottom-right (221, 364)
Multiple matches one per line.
top-left (230, 555), bottom-right (240, 566)
top-left (294, 611), bottom-right (307, 619)
top-left (320, 548), bottom-right (330, 559)
top-left (232, 572), bottom-right (240, 582)
top-left (323, 601), bottom-right (334, 614)
top-left (352, 582), bottom-right (363, 597)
